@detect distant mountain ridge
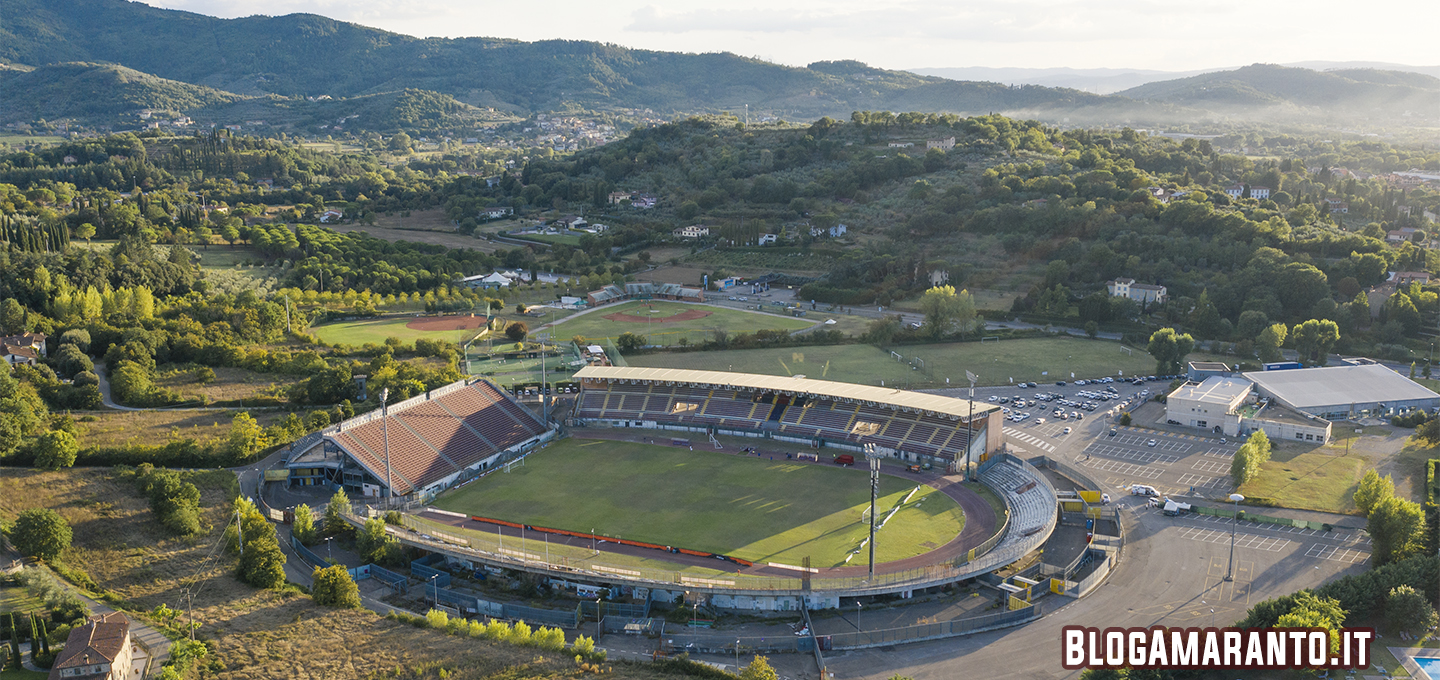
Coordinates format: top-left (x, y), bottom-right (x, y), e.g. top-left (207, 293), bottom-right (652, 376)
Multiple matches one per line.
top-left (1116, 64), bottom-right (1440, 115)
top-left (912, 62), bottom-right (1440, 94)
top-left (0, 62), bottom-right (249, 121)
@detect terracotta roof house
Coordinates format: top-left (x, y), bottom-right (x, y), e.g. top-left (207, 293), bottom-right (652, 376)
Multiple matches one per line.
top-left (49, 612), bottom-right (134, 680)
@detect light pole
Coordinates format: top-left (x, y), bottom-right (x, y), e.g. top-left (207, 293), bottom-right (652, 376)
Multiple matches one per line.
top-left (323, 536), bottom-right (334, 561)
top-left (1225, 493), bottom-right (1245, 581)
top-left (857, 601), bottom-right (863, 632)
top-left (965, 371), bottom-right (978, 481)
top-left (430, 574), bottom-right (438, 608)
top-left (867, 454), bottom-right (880, 580)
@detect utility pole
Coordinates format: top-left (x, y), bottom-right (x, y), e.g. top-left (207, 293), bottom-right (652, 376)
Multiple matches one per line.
top-left (381, 387), bottom-right (393, 508)
top-left (1226, 493), bottom-right (1244, 581)
top-left (187, 590), bottom-right (195, 641)
top-left (965, 371), bottom-right (978, 481)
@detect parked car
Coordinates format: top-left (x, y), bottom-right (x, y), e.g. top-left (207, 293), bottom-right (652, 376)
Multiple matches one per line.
top-left (1147, 439), bottom-right (1158, 447)
top-left (1062, 427), bottom-right (1072, 434)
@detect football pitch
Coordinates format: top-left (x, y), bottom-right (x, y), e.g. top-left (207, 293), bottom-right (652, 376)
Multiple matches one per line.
top-left (432, 438), bottom-right (966, 567)
top-left (552, 301), bottom-right (813, 346)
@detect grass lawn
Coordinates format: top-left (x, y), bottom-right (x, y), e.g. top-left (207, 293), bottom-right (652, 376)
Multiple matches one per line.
top-left (1238, 442), bottom-right (1367, 514)
top-left (311, 315), bottom-right (488, 347)
top-left (152, 365), bottom-right (303, 406)
top-left (432, 438), bottom-right (965, 567)
top-left (628, 336), bottom-right (1187, 388)
top-left (552, 301), bottom-right (814, 346)
top-left (0, 668), bottom-right (50, 679)
top-left (0, 585), bottom-right (44, 612)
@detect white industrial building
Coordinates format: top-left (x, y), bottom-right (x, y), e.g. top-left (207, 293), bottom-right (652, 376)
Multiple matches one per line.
top-left (1167, 375), bottom-right (1333, 443)
top-left (1242, 364), bottom-right (1440, 420)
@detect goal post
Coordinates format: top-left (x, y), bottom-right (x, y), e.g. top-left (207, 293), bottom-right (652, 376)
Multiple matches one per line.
top-left (981, 336), bottom-right (1000, 343)
top-left (891, 350), bottom-right (904, 361)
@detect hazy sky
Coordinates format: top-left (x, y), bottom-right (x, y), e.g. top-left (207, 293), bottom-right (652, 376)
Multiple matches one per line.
top-left (145, 0), bottom-right (1439, 72)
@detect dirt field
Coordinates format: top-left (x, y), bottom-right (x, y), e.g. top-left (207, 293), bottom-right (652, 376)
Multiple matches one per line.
top-left (406, 315), bottom-right (488, 331)
top-left (152, 366), bottom-right (303, 406)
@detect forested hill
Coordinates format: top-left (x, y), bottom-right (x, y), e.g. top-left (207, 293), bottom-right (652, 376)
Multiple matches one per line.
top-left (0, 62), bottom-right (251, 122)
top-left (1119, 64), bottom-right (1440, 115)
top-left (0, 0), bottom-right (1121, 120)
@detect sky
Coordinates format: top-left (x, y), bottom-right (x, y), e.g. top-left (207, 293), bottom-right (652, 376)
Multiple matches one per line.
top-left (144, 0), bottom-right (1440, 73)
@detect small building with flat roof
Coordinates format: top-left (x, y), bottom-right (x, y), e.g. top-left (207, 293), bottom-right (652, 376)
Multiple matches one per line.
top-left (1186, 361), bottom-right (1231, 381)
top-left (1166, 376), bottom-right (1253, 430)
top-left (1242, 364), bottom-right (1440, 419)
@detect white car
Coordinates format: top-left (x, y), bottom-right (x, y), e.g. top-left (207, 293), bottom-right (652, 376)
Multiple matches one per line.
top-left (1147, 439), bottom-right (1158, 447)
top-left (1062, 426), bottom-right (1072, 434)
top-left (988, 395), bottom-right (998, 402)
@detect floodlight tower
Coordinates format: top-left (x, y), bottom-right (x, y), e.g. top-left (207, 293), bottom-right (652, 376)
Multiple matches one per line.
top-left (866, 446), bottom-right (881, 580)
top-left (965, 371), bottom-right (979, 481)
top-left (381, 387), bottom-right (393, 507)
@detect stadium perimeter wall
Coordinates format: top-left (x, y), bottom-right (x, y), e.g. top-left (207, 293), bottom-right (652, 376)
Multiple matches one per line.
top-left (348, 455), bottom-right (1057, 608)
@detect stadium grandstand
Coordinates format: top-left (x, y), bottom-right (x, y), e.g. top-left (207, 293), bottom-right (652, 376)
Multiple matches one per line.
top-left (571, 366), bottom-right (1004, 469)
top-left (284, 379), bottom-right (555, 500)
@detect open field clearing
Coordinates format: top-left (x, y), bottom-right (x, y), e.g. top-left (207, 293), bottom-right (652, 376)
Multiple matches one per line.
top-left (552, 300), bottom-right (812, 346)
top-left (75, 409), bottom-right (289, 448)
top-left (311, 314), bottom-right (489, 347)
top-left (0, 470), bottom-right (676, 680)
top-left (324, 221), bottom-right (502, 253)
top-left (626, 336), bottom-right (1196, 387)
top-left (433, 438), bottom-right (965, 567)
top-left (152, 365), bottom-right (302, 406)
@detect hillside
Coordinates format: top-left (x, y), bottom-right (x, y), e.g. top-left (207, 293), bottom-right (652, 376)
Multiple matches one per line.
top-left (0, 61), bottom-right (250, 122)
top-left (1119, 63), bottom-right (1440, 115)
top-left (0, 0), bottom-right (1124, 122)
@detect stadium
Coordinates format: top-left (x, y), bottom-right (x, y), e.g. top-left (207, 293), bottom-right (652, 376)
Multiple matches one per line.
top-left (284, 369), bottom-right (1060, 609)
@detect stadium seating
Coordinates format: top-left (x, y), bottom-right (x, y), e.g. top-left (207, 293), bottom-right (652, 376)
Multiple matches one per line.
top-left (980, 461), bottom-right (1057, 535)
top-left (328, 380), bottom-right (548, 495)
top-left (574, 382), bottom-right (983, 463)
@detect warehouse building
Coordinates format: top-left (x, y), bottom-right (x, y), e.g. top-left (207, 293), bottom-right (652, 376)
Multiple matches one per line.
top-left (1167, 376), bottom-right (1252, 430)
top-left (1166, 375), bottom-right (1333, 443)
top-left (1242, 364), bottom-right (1440, 420)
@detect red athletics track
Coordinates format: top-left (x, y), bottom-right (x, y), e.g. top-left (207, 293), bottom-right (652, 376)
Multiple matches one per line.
top-left (416, 428), bottom-right (998, 579)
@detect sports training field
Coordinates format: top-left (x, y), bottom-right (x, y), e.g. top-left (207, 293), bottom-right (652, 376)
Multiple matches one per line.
top-left (627, 336), bottom-right (1222, 387)
top-left (432, 438), bottom-right (965, 567)
top-left (553, 301), bottom-right (813, 346)
top-left (312, 315), bottom-right (488, 346)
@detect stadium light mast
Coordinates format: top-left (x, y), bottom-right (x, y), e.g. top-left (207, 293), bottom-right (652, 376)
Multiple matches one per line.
top-left (965, 371), bottom-right (978, 482)
top-left (381, 387), bottom-right (393, 507)
top-left (866, 448), bottom-right (880, 580)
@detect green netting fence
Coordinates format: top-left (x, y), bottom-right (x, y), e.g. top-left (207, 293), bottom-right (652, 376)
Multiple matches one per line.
top-left (1191, 505), bottom-right (1330, 531)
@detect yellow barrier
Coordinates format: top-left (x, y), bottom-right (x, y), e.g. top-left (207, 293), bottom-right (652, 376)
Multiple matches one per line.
top-left (1050, 578), bottom-right (1065, 594)
top-left (1060, 500), bottom-right (1086, 512)
top-left (1087, 507), bottom-right (1104, 519)
top-left (1008, 595), bottom-right (1028, 611)
top-left (1078, 490), bottom-right (1102, 504)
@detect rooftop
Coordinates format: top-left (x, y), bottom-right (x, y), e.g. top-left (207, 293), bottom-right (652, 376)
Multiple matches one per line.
top-left (1188, 361), bottom-right (1230, 372)
top-left (52, 612), bottom-right (129, 673)
top-left (573, 366), bottom-right (996, 420)
top-left (1168, 376), bottom-right (1252, 406)
top-left (1243, 364), bottom-right (1440, 409)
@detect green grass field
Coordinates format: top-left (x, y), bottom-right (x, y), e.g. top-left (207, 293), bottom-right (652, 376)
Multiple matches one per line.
top-left (627, 336), bottom-right (1183, 387)
top-left (1239, 444), bottom-right (1366, 514)
top-left (551, 301), bottom-right (814, 346)
top-left (311, 315), bottom-right (487, 347)
top-left (432, 438), bottom-right (965, 567)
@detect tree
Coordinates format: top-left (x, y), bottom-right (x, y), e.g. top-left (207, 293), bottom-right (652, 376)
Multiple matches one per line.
top-left (0, 299), bottom-right (28, 334)
top-left (738, 655), bottom-right (779, 680)
top-left (387, 132), bottom-right (413, 153)
top-left (1146, 328), bottom-right (1195, 375)
top-left (356, 517), bottom-right (401, 565)
top-left (226, 412), bottom-right (266, 462)
top-left (227, 497), bottom-right (286, 588)
top-left (52, 344), bottom-right (93, 379)
top-left (1387, 584), bottom-right (1438, 633)
top-left (292, 504), bottom-right (316, 546)
top-left (1353, 470), bottom-right (1395, 517)
top-left (504, 321), bottom-right (528, 342)
top-left (10, 508), bottom-right (71, 561)
top-left (917, 286), bottom-right (976, 339)
top-left (615, 332), bottom-right (645, 353)
top-left (1256, 323), bottom-right (1287, 363)
top-left (1083, 321), bottom-right (1099, 339)
top-left (862, 316), bottom-right (902, 346)
top-left (311, 565), bottom-right (362, 608)
top-left (1291, 319), bottom-right (1340, 366)
top-left (1229, 430), bottom-right (1270, 486)
top-left (75, 223), bottom-right (96, 247)
top-left (323, 489), bottom-right (351, 535)
top-left (1383, 291), bottom-right (1422, 336)
top-left (1367, 496), bottom-right (1424, 565)
top-left (34, 431), bottom-right (78, 471)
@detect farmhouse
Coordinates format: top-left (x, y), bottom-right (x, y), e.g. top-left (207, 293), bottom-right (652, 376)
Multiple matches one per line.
top-left (672, 225), bottom-right (710, 239)
top-left (50, 612), bottom-right (134, 680)
top-left (480, 206), bottom-right (513, 220)
top-left (1106, 278), bottom-right (1167, 304)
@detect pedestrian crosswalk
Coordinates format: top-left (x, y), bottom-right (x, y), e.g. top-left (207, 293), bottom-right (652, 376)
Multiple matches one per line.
top-left (1003, 427), bottom-right (1055, 452)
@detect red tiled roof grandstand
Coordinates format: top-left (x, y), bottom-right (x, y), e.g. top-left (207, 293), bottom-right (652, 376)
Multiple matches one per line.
top-left (573, 366), bottom-right (996, 461)
top-left (327, 379), bottom-right (549, 495)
